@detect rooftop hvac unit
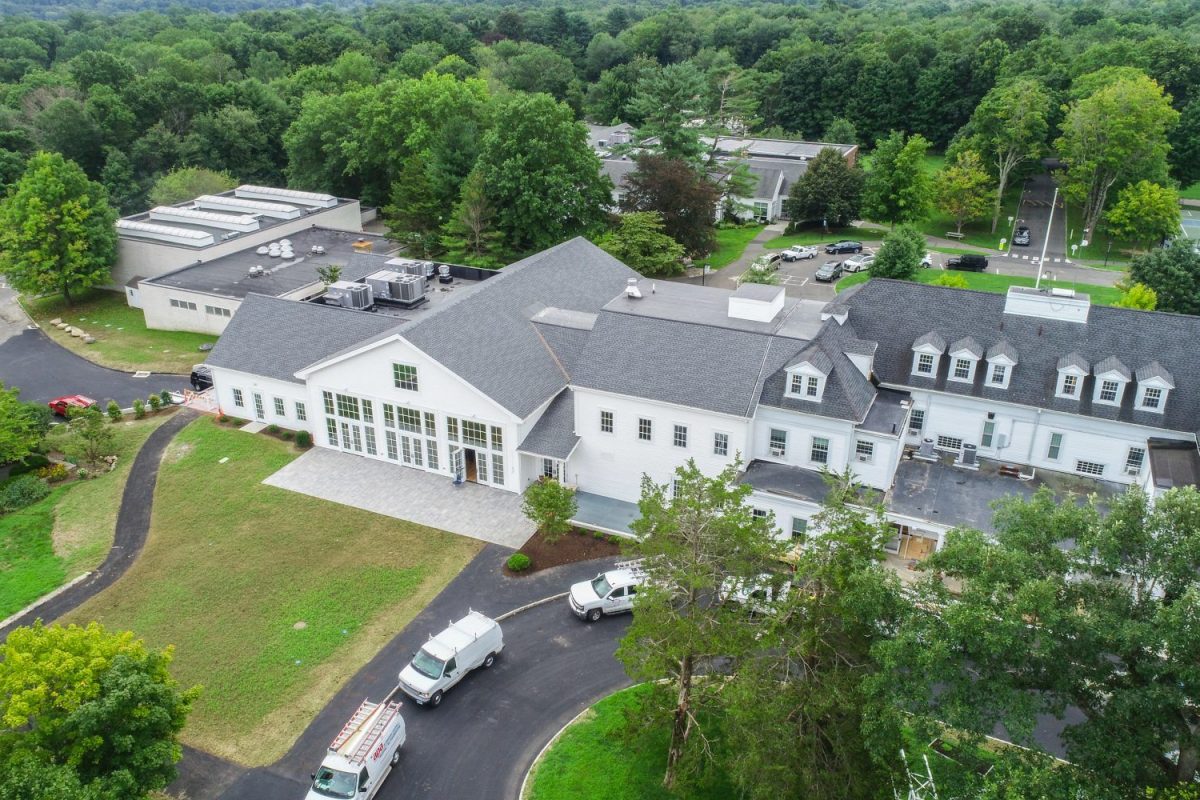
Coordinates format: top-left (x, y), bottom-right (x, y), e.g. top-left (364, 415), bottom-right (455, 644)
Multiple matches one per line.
top-left (394, 274), bottom-right (424, 303)
top-left (438, 263), bottom-right (452, 284)
top-left (420, 261), bottom-right (436, 278)
top-left (248, 265), bottom-right (265, 278)
top-left (915, 437), bottom-right (937, 461)
top-left (325, 280), bottom-right (373, 310)
top-left (364, 270), bottom-right (405, 300)
top-left (311, 245), bottom-right (326, 255)
top-left (957, 443), bottom-right (979, 470)
top-left (625, 277), bottom-right (642, 299)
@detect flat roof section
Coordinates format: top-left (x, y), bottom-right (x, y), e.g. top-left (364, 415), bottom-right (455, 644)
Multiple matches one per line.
top-left (887, 453), bottom-right (1122, 534)
top-left (860, 388), bottom-right (911, 436)
top-left (1147, 438), bottom-right (1200, 489)
top-left (143, 228), bottom-right (400, 300)
top-left (741, 459), bottom-right (883, 505)
top-left (603, 278), bottom-right (821, 338)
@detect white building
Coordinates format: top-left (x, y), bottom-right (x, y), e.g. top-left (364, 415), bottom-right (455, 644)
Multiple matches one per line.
top-left (205, 238), bottom-right (1200, 558)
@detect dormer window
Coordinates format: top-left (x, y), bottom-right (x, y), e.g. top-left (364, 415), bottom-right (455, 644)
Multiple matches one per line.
top-left (910, 332), bottom-right (945, 378)
top-left (1091, 357), bottom-right (1129, 407)
top-left (947, 337), bottom-right (982, 384)
top-left (1134, 361), bottom-right (1174, 414)
top-left (1056, 352), bottom-right (1089, 400)
top-left (985, 340), bottom-right (1017, 390)
top-left (785, 347), bottom-right (831, 403)
top-left (789, 373), bottom-right (821, 398)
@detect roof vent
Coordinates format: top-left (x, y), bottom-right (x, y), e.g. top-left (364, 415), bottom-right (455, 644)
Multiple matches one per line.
top-left (625, 278), bottom-right (642, 299)
top-left (1050, 287), bottom-right (1076, 298)
top-left (248, 265), bottom-right (265, 277)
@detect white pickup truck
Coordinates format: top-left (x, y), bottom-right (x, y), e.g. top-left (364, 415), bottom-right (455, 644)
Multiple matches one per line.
top-left (306, 698), bottom-right (405, 800)
top-left (398, 611), bottom-right (502, 708)
top-left (568, 563), bottom-right (645, 622)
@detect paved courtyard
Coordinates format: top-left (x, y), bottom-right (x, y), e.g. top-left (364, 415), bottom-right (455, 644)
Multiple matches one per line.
top-left (263, 447), bottom-right (535, 548)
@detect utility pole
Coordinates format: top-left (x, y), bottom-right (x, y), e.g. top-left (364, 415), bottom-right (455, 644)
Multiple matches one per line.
top-left (1035, 185), bottom-right (1059, 290)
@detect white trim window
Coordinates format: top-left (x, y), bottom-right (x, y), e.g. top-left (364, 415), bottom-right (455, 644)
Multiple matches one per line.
top-left (790, 517), bottom-right (808, 541)
top-left (981, 419), bottom-right (996, 449)
top-left (1096, 379), bottom-right (1122, 405)
top-left (713, 432), bottom-right (729, 457)
top-left (769, 428), bottom-right (787, 458)
top-left (600, 410), bottom-right (613, 434)
top-left (1056, 372), bottom-right (1083, 399)
top-left (273, 397), bottom-right (286, 417)
top-left (638, 417), bottom-right (653, 442)
top-left (1047, 432), bottom-right (1064, 461)
top-left (854, 440), bottom-right (874, 463)
top-left (951, 357), bottom-right (974, 382)
top-left (913, 352), bottom-right (936, 376)
top-left (673, 424), bottom-right (688, 448)
top-left (936, 435), bottom-right (963, 451)
top-left (295, 401), bottom-right (306, 421)
top-left (231, 388), bottom-right (244, 408)
top-left (1125, 447), bottom-right (1145, 475)
top-left (1138, 386), bottom-right (1164, 411)
top-left (908, 409), bottom-right (925, 435)
top-left (989, 363), bottom-right (1007, 386)
top-left (810, 437), bottom-right (830, 465)
top-left (392, 363), bottom-right (419, 391)
top-left (1076, 459), bottom-right (1104, 477)
top-left (786, 367), bottom-right (826, 402)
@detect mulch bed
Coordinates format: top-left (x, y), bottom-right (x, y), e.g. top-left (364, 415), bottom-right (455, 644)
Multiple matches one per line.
top-left (505, 528), bottom-right (624, 576)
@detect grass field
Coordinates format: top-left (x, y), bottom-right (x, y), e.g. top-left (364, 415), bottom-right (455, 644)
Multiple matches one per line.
top-left (69, 419), bottom-right (482, 766)
top-left (1181, 182), bottom-right (1200, 201)
top-left (23, 289), bottom-right (217, 374)
top-left (525, 685), bottom-right (733, 800)
top-left (704, 224), bottom-right (764, 268)
top-left (1062, 203), bottom-right (1137, 267)
top-left (0, 413), bottom-right (175, 619)
top-left (765, 224), bottom-right (888, 250)
top-left (837, 269), bottom-right (1123, 306)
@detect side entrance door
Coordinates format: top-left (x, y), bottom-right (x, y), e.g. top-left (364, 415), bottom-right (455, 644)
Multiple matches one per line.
top-left (252, 392), bottom-right (265, 421)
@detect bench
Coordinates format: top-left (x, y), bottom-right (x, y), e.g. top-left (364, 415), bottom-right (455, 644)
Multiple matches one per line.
top-left (944, 231), bottom-right (965, 239)
top-left (998, 465), bottom-right (1022, 478)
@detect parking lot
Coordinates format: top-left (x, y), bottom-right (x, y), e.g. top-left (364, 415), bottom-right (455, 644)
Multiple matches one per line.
top-left (751, 244), bottom-right (955, 301)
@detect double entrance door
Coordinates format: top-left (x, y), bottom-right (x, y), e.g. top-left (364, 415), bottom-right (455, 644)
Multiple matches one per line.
top-left (450, 446), bottom-right (486, 484)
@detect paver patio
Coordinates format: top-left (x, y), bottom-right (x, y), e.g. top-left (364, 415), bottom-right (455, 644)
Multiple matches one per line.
top-left (262, 447), bottom-right (535, 547)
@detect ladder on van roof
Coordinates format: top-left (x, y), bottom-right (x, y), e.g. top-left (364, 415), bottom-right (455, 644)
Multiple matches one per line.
top-left (330, 699), bottom-right (401, 765)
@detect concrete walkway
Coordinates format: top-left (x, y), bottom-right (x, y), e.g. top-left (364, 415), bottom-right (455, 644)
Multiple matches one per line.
top-left (697, 221), bottom-right (788, 289)
top-left (263, 448), bottom-right (535, 548)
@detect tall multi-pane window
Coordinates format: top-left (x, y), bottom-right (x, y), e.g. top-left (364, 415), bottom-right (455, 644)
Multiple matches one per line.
top-left (600, 410), bottom-right (613, 433)
top-left (392, 364), bottom-right (419, 391)
top-left (638, 418), bottom-right (652, 441)
top-left (323, 391), bottom-right (334, 415)
top-left (426, 440), bottom-right (439, 470)
top-left (981, 419), bottom-right (996, 448)
top-left (295, 402), bottom-right (307, 421)
top-left (491, 426), bottom-right (503, 451)
top-left (335, 394), bottom-right (360, 419)
top-left (769, 428), bottom-right (787, 456)
top-left (789, 373), bottom-right (804, 394)
top-left (447, 417), bottom-right (459, 442)
top-left (424, 412), bottom-right (436, 438)
top-left (383, 404), bottom-right (396, 428)
top-left (1125, 447), bottom-right (1146, 473)
top-left (361, 400), bottom-right (374, 424)
top-left (364, 427), bottom-right (377, 456)
top-left (1047, 432), bottom-right (1064, 460)
top-left (811, 437), bottom-right (830, 464)
top-left (385, 430), bottom-right (398, 460)
top-left (326, 418), bottom-right (338, 446)
top-left (673, 424), bottom-right (688, 448)
top-left (232, 388), bottom-right (245, 408)
top-left (953, 359), bottom-right (972, 380)
top-left (491, 455), bottom-right (504, 485)
top-left (908, 409), bottom-right (925, 434)
top-left (713, 432), bottom-right (729, 456)
top-left (273, 397), bottom-right (286, 416)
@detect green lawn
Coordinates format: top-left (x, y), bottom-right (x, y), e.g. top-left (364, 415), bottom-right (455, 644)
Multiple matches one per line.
top-left (704, 224), bottom-right (764, 269)
top-left (0, 413), bottom-right (176, 619)
top-left (765, 224), bottom-right (888, 250)
top-left (69, 419), bottom-right (482, 766)
top-left (837, 269), bottom-right (1123, 306)
top-left (1181, 182), bottom-right (1200, 201)
top-left (23, 289), bottom-right (218, 374)
top-left (1062, 202), bottom-right (1136, 268)
top-left (525, 684), bottom-right (733, 800)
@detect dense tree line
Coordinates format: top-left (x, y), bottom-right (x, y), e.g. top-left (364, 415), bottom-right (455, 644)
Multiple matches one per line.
top-left (0, 0), bottom-right (1197, 265)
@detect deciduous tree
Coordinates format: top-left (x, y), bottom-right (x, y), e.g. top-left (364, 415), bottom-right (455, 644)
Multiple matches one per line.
top-left (870, 223), bottom-right (926, 280)
top-left (934, 150), bottom-right (995, 235)
top-left (148, 167), bottom-right (236, 207)
top-left (0, 151), bottom-right (116, 305)
top-left (595, 212), bottom-right (685, 276)
top-left (862, 131), bottom-right (932, 225)
top-left (621, 155), bottom-right (720, 257)
top-left (67, 406), bottom-right (115, 467)
top-left (1113, 281), bottom-right (1158, 311)
top-left (785, 146), bottom-right (864, 228)
top-left (0, 382), bottom-right (45, 464)
top-left (1104, 180), bottom-right (1181, 250)
top-left (521, 478), bottom-right (577, 544)
top-left (1129, 244), bottom-right (1200, 316)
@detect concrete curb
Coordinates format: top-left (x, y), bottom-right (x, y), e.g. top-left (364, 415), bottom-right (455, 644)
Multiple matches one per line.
top-left (0, 571), bottom-right (92, 630)
top-left (518, 684), bottom-right (641, 800)
top-left (495, 592), bottom-right (568, 623)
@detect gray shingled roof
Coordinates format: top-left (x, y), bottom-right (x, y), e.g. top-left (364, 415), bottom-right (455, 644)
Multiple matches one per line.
top-left (1057, 352), bottom-right (1089, 372)
top-left (787, 343), bottom-right (833, 374)
top-left (837, 280), bottom-right (1200, 435)
top-left (1093, 356), bottom-right (1130, 379)
top-left (206, 293), bottom-right (399, 384)
top-left (1136, 360), bottom-right (1175, 387)
top-left (759, 320), bottom-right (876, 422)
top-left (912, 332), bottom-right (946, 352)
top-left (518, 390), bottom-right (579, 459)
top-left (986, 340), bottom-right (1018, 364)
top-left (532, 321), bottom-right (590, 380)
top-left (949, 336), bottom-right (983, 358)
top-left (397, 238), bottom-right (637, 417)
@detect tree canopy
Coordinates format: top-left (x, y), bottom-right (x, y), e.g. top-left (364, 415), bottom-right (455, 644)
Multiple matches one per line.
top-left (1129, 244), bottom-right (1200, 316)
top-left (785, 146), bottom-right (864, 228)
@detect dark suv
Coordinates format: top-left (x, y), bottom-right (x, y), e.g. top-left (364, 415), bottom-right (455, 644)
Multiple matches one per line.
top-left (945, 254), bottom-right (988, 272)
top-left (190, 364), bottom-right (213, 390)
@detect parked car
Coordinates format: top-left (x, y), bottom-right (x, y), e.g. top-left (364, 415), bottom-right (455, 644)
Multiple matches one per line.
top-left (814, 261), bottom-right (844, 282)
top-left (190, 364), bottom-right (213, 391)
top-left (921, 252), bottom-right (933, 268)
top-left (397, 611), bottom-right (502, 708)
top-left (842, 253), bottom-right (875, 273)
top-left (753, 252), bottom-right (783, 270)
top-left (945, 254), bottom-right (989, 272)
top-left (305, 698), bottom-right (404, 800)
top-left (824, 240), bottom-right (863, 254)
top-left (1013, 226), bottom-right (1031, 246)
top-left (47, 395), bottom-right (96, 417)
top-left (723, 573), bottom-right (793, 617)
top-left (569, 563), bottom-right (644, 622)
top-left (781, 245), bottom-right (818, 261)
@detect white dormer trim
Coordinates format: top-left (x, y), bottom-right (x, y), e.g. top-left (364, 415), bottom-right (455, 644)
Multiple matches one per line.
top-left (786, 364), bottom-right (826, 403)
top-left (986, 361), bottom-right (1012, 389)
top-left (948, 354), bottom-right (977, 384)
top-left (1135, 379), bottom-right (1170, 413)
top-left (1056, 367), bottom-right (1086, 399)
top-left (1092, 372), bottom-right (1128, 407)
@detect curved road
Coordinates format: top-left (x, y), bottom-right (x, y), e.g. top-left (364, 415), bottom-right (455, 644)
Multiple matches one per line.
top-left (0, 409), bottom-right (197, 640)
top-left (0, 284), bottom-right (189, 406)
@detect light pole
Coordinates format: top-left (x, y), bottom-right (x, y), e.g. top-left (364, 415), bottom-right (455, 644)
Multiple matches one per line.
top-left (1035, 185), bottom-right (1058, 290)
top-left (1103, 241), bottom-right (1112, 269)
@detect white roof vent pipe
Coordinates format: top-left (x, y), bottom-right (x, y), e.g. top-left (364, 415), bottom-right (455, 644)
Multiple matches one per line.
top-left (625, 277), bottom-right (642, 299)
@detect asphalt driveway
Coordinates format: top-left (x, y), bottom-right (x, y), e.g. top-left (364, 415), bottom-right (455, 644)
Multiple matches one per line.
top-left (171, 546), bottom-right (631, 800)
top-left (0, 284), bottom-right (188, 406)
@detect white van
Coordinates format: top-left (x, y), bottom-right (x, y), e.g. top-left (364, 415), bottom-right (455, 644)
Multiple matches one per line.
top-left (398, 611), bottom-right (503, 708)
top-left (306, 698), bottom-right (405, 800)
top-left (568, 563), bottom-right (645, 622)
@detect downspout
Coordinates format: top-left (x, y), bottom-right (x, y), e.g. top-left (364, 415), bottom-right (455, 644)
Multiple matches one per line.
top-left (1025, 408), bottom-right (1043, 465)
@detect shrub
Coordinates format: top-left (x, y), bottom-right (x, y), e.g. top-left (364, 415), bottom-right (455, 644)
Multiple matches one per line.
top-left (159, 390), bottom-right (173, 406)
top-left (266, 424), bottom-right (280, 434)
top-left (9, 454), bottom-right (51, 477)
top-left (217, 415), bottom-right (229, 423)
top-left (36, 463), bottom-right (69, 482)
top-left (133, 399), bottom-right (145, 419)
top-left (295, 430), bottom-right (312, 448)
top-left (593, 530), bottom-right (607, 539)
top-left (506, 553), bottom-right (531, 572)
top-left (147, 394), bottom-right (162, 412)
top-left (280, 430), bottom-right (295, 440)
top-left (0, 474), bottom-right (51, 512)
top-left (76, 468), bottom-right (89, 480)
top-left (106, 400), bottom-right (122, 422)
top-left (521, 478), bottom-right (578, 544)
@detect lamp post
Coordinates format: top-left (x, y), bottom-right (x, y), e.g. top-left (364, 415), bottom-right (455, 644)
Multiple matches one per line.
top-left (1103, 240), bottom-right (1112, 269)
